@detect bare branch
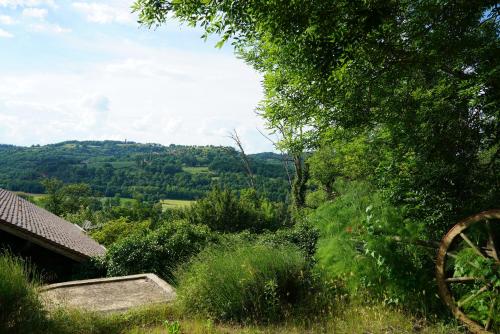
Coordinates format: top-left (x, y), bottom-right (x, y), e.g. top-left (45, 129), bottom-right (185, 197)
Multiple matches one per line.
top-left (228, 129), bottom-right (255, 189)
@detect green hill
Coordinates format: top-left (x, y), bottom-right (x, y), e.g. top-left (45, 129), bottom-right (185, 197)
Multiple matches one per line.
top-left (0, 141), bottom-right (290, 201)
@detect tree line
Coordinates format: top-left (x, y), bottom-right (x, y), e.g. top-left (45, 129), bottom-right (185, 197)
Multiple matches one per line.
top-left (0, 140), bottom-right (291, 202)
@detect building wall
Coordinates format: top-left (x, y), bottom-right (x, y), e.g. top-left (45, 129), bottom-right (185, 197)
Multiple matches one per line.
top-left (0, 229), bottom-right (79, 282)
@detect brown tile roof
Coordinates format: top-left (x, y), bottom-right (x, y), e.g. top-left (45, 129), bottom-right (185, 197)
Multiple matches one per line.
top-left (0, 188), bottom-right (105, 261)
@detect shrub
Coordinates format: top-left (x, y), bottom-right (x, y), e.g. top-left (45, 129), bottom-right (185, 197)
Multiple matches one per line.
top-left (309, 179), bottom-right (443, 314)
top-left (91, 218), bottom-right (150, 247)
top-left (106, 220), bottom-right (215, 282)
top-left (0, 252), bottom-right (48, 333)
top-left (175, 242), bottom-right (337, 323)
top-left (187, 187), bottom-right (288, 233)
top-left (257, 221), bottom-right (319, 262)
top-left (72, 256), bottom-right (108, 280)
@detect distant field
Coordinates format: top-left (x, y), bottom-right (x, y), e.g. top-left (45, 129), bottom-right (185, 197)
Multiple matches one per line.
top-left (182, 166), bottom-right (210, 174)
top-left (15, 192), bottom-right (194, 211)
top-left (100, 197), bottom-right (136, 205)
top-left (89, 161), bottom-right (136, 169)
top-left (15, 192), bottom-right (46, 205)
top-left (160, 199), bottom-right (194, 210)
top-left (16, 192), bottom-right (46, 199)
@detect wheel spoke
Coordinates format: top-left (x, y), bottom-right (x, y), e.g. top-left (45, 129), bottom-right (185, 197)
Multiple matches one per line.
top-left (485, 295), bottom-right (497, 331)
top-left (457, 284), bottom-right (490, 308)
top-left (445, 276), bottom-right (480, 283)
top-left (460, 232), bottom-right (486, 258)
top-left (486, 221), bottom-right (499, 261)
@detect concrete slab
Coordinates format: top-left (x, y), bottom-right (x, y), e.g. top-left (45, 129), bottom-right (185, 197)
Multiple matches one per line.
top-left (40, 273), bottom-right (176, 313)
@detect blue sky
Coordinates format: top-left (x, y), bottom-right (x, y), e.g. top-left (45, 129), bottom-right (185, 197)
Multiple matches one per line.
top-left (0, 0), bottom-right (273, 152)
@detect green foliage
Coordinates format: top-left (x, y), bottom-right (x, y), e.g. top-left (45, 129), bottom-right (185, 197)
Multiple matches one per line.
top-left (305, 188), bottom-right (329, 209)
top-left (257, 222), bottom-right (319, 262)
top-left (445, 219), bottom-right (500, 333)
top-left (309, 180), bottom-right (442, 314)
top-left (308, 130), bottom-right (384, 187)
top-left (40, 178), bottom-right (95, 216)
top-left (132, 3), bottom-right (500, 311)
top-left (187, 187), bottom-right (288, 233)
top-left (0, 141), bottom-right (290, 202)
top-left (47, 304), bottom-right (173, 334)
top-left (72, 256), bottom-right (108, 280)
top-left (0, 252), bottom-right (48, 333)
top-left (106, 220), bottom-right (215, 282)
top-left (63, 195), bottom-right (163, 230)
top-left (163, 320), bottom-right (181, 334)
top-left (450, 247), bottom-right (500, 329)
top-left (176, 242), bottom-right (339, 324)
top-left (91, 218), bottom-right (150, 247)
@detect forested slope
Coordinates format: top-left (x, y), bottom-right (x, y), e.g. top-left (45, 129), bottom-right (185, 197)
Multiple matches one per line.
top-left (0, 141), bottom-right (290, 201)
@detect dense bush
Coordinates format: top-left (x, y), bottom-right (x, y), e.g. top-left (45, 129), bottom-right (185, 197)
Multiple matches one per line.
top-left (175, 242), bottom-right (340, 323)
top-left (0, 252), bottom-right (48, 333)
top-left (309, 179), bottom-right (442, 314)
top-left (257, 222), bottom-right (319, 262)
top-left (91, 218), bottom-right (150, 247)
top-left (187, 187), bottom-right (289, 233)
top-left (106, 220), bottom-right (216, 282)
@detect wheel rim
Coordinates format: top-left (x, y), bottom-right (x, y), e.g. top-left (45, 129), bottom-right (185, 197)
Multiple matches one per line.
top-left (436, 210), bottom-right (500, 334)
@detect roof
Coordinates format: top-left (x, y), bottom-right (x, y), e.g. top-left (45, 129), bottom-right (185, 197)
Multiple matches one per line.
top-left (0, 188), bottom-right (106, 262)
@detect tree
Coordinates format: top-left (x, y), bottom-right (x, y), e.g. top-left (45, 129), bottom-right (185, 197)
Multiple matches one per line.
top-left (133, 0), bottom-right (500, 233)
top-left (41, 178), bottom-right (94, 216)
top-left (40, 178), bottom-right (64, 216)
top-left (187, 186), bottom-right (287, 233)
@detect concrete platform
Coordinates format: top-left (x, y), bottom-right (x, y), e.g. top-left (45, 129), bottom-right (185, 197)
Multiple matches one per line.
top-left (40, 273), bottom-right (176, 313)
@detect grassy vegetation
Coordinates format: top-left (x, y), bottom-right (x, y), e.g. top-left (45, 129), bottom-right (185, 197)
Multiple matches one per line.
top-left (175, 243), bottom-right (318, 323)
top-left (15, 192), bottom-right (47, 206)
top-left (161, 199), bottom-right (195, 209)
top-left (101, 196), bottom-right (137, 205)
top-left (46, 303), bottom-right (466, 334)
top-left (0, 252), bottom-right (48, 333)
top-left (1, 250), bottom-right (466, 334)
top-left (309, 180), bottom-right (442, 314)
top-left (5, 183), bottom-right (477, 333)
top-left (48, 304), bottom-right (174, 334)
top-left (182, 166), bottom-right (210, 174)
top-left (49, 303), bottom-right (470, 334)
top-left (129, 304), bottom-right (466, 334)
top-left (87, 160), bottom-right (136, 169)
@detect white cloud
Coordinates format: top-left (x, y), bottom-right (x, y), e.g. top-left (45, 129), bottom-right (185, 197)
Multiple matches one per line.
top-left (0, 14), bottom-right (16, 25)
top-left (72, 2), bottom-right (133, 24)
top-left (0, 0), bottom-right (56, 8)
top-left (29, 22), bottom-right (70, 33)
top-left (0, 41), bottom-right (272, 152)
top-left (22, 7), bottom-right (48, 19)
top-left (0, 27), bottom-right (13, 37)
top-left (83, 95), bottom-right (109, 113)
top-left (105, 58), bottom-right (193, 81)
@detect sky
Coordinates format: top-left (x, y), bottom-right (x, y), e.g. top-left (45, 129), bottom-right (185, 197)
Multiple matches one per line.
top-left (0, 0), bottom-right (273, 153)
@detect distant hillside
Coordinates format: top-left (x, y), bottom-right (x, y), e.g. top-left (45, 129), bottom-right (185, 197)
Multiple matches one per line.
top-left (0, 141), bottom-right (290, 201)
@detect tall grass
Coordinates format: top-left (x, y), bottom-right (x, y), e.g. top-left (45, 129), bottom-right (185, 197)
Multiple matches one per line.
top-left (0, 252), bottom-right (48, 333)
top-left (175, 242), bottom-right (342, 324)
top-left (48, 304), bottom-right (174, 334)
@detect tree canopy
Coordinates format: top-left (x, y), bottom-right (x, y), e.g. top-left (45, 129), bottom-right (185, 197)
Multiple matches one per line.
top-left (134, 0), bottom-right (499, 232)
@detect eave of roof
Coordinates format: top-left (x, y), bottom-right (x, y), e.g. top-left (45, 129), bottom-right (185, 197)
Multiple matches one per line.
top-left (0, 189), bottom-right (106, 262)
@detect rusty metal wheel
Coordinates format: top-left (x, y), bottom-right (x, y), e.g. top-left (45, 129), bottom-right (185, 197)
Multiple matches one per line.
top-left (436, 210), bottom-right (500, 334)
